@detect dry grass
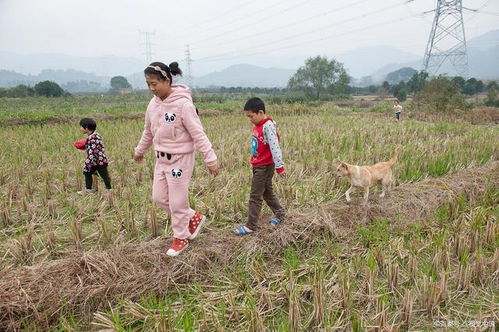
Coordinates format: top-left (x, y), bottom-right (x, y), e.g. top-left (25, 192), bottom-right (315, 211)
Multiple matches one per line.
top-left (0, 161), bottom-right (497, 330)
top-left (0, 98), bottom-right (497, 330)
top-left (2, 106), bottom-right (496, 272)
top-left (405, 106), bottom-right (499, 125)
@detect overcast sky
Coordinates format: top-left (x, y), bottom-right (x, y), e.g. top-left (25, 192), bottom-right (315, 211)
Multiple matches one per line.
top-left (1, 0), bottom-right (498, 75)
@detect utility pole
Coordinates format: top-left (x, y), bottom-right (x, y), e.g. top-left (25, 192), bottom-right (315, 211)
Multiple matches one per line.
top-left (185, 44), bottom-right (193, 87)
top-left (139, 31), bottom-right (155, 64)
top-left (423, 0), bottom-right (470, 78)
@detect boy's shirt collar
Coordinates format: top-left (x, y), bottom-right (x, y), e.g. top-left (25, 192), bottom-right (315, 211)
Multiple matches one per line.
top-left (255, 116), bottom-right (272, 127)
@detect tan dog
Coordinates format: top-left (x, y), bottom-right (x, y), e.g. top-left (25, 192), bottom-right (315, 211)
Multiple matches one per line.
top-left (335, 149), bottom-right (398, 202)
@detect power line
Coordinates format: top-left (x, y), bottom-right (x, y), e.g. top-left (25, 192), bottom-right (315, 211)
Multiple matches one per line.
top-left (173, 0), bottom-right (255, 40)
top-left (189, 0), bottom-right (370, 52)
top-left (464, 0), bottom-right (494, 22)
top-left (475, 10), bottom-right (499, 17)
top-left (152, 0), bottom-right (295, 56)
top-left (194, 0), bottom-right (412, 62)
top-left (195, 13), bottom-right (420, 64)
top-left (158, 0), bottom-right (498, 65)
top-left (405, 0), bottom-right (432, 24)
top-left (157, 0), bottom-right (497, 61)
top-left (188, 0), bottom-right (320, 48)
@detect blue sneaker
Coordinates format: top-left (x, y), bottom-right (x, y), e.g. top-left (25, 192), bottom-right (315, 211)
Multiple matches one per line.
top-left (268, 217), bottom-right (282, 226)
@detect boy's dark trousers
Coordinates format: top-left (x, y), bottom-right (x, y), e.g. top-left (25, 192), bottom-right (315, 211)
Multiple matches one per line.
top-left (84, 165), bottom-right (111, 190)
top-left (246, 163), bottom-right (286, 230)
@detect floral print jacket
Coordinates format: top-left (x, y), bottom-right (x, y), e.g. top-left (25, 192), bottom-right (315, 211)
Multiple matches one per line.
top-left (83, 132), bottom-right (109, 172)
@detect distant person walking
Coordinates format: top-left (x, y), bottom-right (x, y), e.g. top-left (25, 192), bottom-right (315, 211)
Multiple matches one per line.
top-left (393, 100), bottom-right (403, 121)
top-left (133, 61), bottom-right (219, 257)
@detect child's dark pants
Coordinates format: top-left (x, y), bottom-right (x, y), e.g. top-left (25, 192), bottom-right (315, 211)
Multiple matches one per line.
top-left (246, 163), bottom-right (286, 231)
top-left (84, 165), bottom-right (111, 190)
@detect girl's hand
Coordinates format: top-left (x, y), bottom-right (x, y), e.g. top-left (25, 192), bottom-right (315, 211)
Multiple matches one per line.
top-left (133, 154), bottom-right (144, 162)
top-left (208, 163), bottom-right (219, 177)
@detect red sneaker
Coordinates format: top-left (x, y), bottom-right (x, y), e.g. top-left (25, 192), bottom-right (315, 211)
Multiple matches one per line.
top-left (166, 238), bottom-right (189, 257)
top-left (188, 212), bottom-right (206, 240)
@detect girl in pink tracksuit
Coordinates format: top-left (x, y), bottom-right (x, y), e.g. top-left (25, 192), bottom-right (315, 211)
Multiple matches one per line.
top-left (134, 61), bottom-right (219, 257)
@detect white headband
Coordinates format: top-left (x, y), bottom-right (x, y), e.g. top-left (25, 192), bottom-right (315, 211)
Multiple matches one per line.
top-left (147, 65), bottom-right (168, 78)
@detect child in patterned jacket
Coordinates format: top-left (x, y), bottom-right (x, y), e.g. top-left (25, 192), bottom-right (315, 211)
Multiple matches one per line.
top-left (75, 118), bottom-right (112, 195)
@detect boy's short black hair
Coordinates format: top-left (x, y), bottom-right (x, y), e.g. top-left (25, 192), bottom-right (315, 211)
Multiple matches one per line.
top-left (244, 97), bottom-right (265, 113)
top-left (79, 118), bottom-right (97, 131)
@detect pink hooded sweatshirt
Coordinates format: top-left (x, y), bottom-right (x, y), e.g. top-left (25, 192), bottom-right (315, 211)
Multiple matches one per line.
top-left (135, 84), bottom-right (217, 166)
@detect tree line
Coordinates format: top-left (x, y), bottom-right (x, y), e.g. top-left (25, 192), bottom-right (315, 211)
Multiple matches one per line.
top-left (0, 81), bottom-right (67, 98)
top-left (1, 57), bottom-right (497, 107)
top-left (0, 75), bottom-right (132, 98)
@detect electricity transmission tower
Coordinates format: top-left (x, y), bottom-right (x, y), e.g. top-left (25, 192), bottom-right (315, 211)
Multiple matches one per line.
top-left (185, 45), bottom-right (193, 87)
top-left (139, 31), bottom-right (155, 64)
top-left (423, 0), bottom-right (470, 77)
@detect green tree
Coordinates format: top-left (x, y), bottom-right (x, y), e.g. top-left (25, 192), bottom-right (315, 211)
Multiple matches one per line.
top-left (368, 85), bottom-right (377, 94)
top-left (486, 81), bottom-right (498, 91)
top-left (485, 85), bottom-right (498, 107)
top-left (110, 76), bottom-right (131, 90)
top-left (407, 71), bottom-right (428, 94)
top-left (414, 76), bottom-right (468, 112)
top-left (451, 76), bottom-right (466, 91)
top-left (34, 81), bottom-right (64, 97)
top-left (382, 81), bottom-right (390, 91)
top-left (392, 82), bottom-right (408, 101)
top-left (7, 84), bottom-right (35, 97)
top-left (463, 78), bottom-right (477, 95)
top-left (475, 79), bottom-right (484, 93)
top-left (462, 78), bottom-right (485, 96)
top-left (385, 67), bottom-right (417, 84)
top-left (288, 56), bottom-right (349, 99)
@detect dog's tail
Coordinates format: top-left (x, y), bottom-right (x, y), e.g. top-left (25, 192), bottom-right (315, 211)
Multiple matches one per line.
top-left (388, 148), bottom-right (399, 165)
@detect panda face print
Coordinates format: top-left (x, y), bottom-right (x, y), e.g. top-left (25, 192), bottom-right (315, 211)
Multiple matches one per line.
top-left (171, 168), bottom-right (183, 178)
top-left (164, 112), bottom-right (176, 123)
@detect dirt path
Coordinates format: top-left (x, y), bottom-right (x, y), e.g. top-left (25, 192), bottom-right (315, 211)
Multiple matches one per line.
top-left (0, 161), bottom-right (497, 330)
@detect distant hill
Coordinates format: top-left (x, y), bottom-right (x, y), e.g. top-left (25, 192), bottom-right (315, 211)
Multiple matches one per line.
top-left (468, 44), bottom-right (499, 79)
top-left (467, 29), bottom-right (499, 51)
top-left (335, 46), bottom-right (421, 79)
top-left (367, 29), bottom-right (499, 82)
top-left (0, 69), bottom-right (109, 92)
top-left (192, 64), bottom-right (295, 88)
top-left (368, 45), bottom-right (499, 82)
top-left (0, 30), bottom-right (497, 91)
top-left (0, 65), bottom-right (295, 91)
top-left (0, 52), bottom-right (145, 77)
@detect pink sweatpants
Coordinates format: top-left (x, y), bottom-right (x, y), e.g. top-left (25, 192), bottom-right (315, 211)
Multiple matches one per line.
top-left (152, 152), bottom-right (196, 239)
